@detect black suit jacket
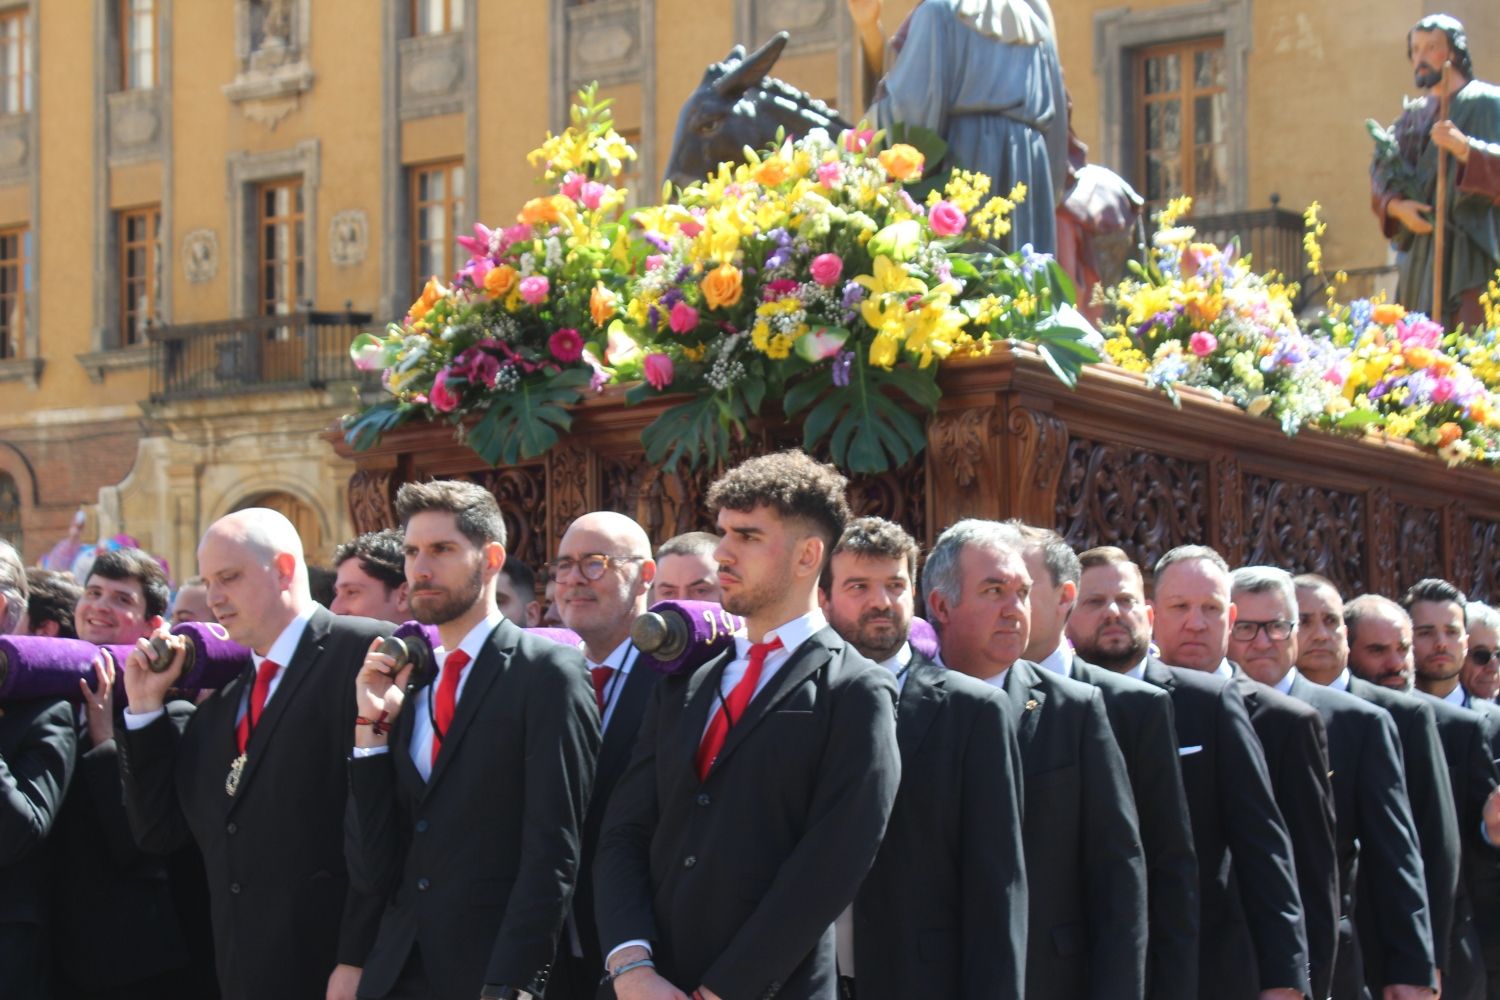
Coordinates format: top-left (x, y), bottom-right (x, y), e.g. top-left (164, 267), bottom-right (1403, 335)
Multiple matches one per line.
top-left (553, 649), bottom-right (660, 1000)
top-left (1418, 691), bottom-right (1500, 1000)
top-left (118, 608), bottom-right (391, 1000)
top-left (1288, 675), bottom-right (1436, 993)
top-left (851, 651), bottom-right (1026, 999)
top-left (1070, 656), bottom-right (1199, 1000)
top-left (1232, 667), bottom-right (1338, 1000)
top-left (0, 696), bottom-right (75, 999)
top-left (1462, 690), bottom-right (1500, 758)
top-left (346, 617), bottom-right (599, 999)
top-left (1346, 676), bottom-right (1461, 989)
top-left (1001, 658), bottom-right (1146, 1000)
top-left (1140, 660), bottom-right (1310, 1000)
top-left (595, 624), bottom-right (901, 1000)
top-left (1460, 695), bottom-right (1500, 991)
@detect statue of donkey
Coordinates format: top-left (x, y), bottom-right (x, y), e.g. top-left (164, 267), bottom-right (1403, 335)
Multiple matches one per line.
top-left (661, 32), bottom-right (850, 189)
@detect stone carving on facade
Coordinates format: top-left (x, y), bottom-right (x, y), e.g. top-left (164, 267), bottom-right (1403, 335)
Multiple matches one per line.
top-left (182, 229), bottom-right (219, 284)
top-left (107, 89), bottom-right (164, 162)
top-left (0, 116), bottom-right (28, 185)
top-left (564, 1), bottom-right (644, 88)
top-left (329, 210), bottom-right (368, 267)
top-left (224, 0), bottom-right (315, 129)
top-left (398, 31), bottom-right (466, 119)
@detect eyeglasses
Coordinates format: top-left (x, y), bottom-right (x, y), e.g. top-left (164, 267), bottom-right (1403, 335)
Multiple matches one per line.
top-left (551, 553), bottom-right (644, 582)
top-left (1230, 619), bottom-right (1295, 642)
top-left (1469, 648), bottom-right (1495, 666)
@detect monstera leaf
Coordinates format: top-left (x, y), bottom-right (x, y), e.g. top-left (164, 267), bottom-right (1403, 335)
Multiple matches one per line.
top-left (784, 354), bottom-right (941, 474)
top-left (463, 368), bottom-right (592, 466)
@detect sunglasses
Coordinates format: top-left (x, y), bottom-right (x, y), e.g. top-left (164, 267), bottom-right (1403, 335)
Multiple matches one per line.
top-left (1468, 648), bottom-right (1494, 666)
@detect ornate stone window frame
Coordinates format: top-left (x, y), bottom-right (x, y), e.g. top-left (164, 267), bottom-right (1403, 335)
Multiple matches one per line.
top-left (223, 0), bottom-right (314, 128)
top-left (549, 0), bottom-right (655, 194)
top-left (1093, 0), bottom-right (1252, 211)
top-left (734, 0), bottom-right (856, 117)
top-left (225, 139), bottom-right (321, 318)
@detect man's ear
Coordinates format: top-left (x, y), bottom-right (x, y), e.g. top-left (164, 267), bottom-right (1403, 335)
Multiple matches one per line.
top-left (393, 581), bottom-right (410, 614)
top-left (1227, 602), bottom-right (1239, 627)
top-left (483, 541), bottom-right (506, 573)
top-left (36, 619), bottom-right (60, 638)
top-left (524, 600), bottom-right (542, 628)
top-left (1060, 580), bottom-right (1078, 611)
top-left (927, 589), bottom-right (952, 627)
top-left (795, 535), bottom-right (825, 580)
top-left (274, 552), bottom-right (298, 588)
top-left (146, 614), bottom-right (164, 634)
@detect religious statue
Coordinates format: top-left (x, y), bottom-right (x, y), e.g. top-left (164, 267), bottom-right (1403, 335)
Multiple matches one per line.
top-left (848, 0), bottom-right (1069, 254)
top-left (1369, 14), bottom-right (1500, 327)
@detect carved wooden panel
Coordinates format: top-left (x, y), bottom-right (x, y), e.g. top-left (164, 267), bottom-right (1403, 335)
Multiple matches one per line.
top-left (599, 452), bottom-right (719, 544)
top-left (1244, 476), bottom-right (1364, 594)
top-left (1367, 489), bottom-right (1398, 597)
top-left (1055, 438), bottom-right (1208, 572)
top-left (463, 466), bottom-right (549, 574)
top-left (1446, 504), bottom-right (1475, 596)
top-left (846, 462), bottom-right (928, 548)
top-left (1007, 406), bottom-right (1069, 526)
top-left (347, 468), bottom-right (397, 534)
top-left (547, 445), bottom-right (592, 559)
top-left (1466, 517), bottom-right (1500, 601)
top-left (1393, 502), bottom-right (1443, 596)
top-left (1215, 456), bottom-right (1246, 569)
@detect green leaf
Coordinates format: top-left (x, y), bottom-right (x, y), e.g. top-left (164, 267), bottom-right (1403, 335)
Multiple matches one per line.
top-left (343, 402), bottom-right (409, 452)
top-left (1335, 408), bottom-right (1384, 430)
top-left (640, 393), bottom-right (736, 471)
top-left (796, 354), bottom-right (935, 473)
top-left (464, 369), bottom-right (589, 466)
top-left (741, 376), bottom-right (767, 415)
top-left (783, 370), bottom-right (833, 416)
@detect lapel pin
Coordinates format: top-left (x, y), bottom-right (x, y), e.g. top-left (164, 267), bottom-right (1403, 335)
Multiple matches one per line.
top-left (1025, 698), bottom-right (1039, 712)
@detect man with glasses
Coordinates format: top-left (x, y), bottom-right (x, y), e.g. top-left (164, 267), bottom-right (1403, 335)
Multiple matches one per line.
top-left (550, 511), bottom-right (661, 1000)
top-left (1461, 603), bottom-right (1499, 704)
top-left (1231, 567), bottom-right (1436, 1000)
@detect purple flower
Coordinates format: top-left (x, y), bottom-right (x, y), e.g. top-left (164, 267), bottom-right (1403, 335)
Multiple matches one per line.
top-left (1019, 243), bottom-right (1054, 280)
top-left (643, 232), bottom-right (672, 254)
top-left (841, 281), bottom-right (866, 308)
top-left (832, 350), bottom-right (855, 387)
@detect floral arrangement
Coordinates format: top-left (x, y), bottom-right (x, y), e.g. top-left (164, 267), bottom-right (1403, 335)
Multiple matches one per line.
top-left (1099, 197), bottom-right (1500, 465)
top-left (344, 88), bottom-right (1098, 473)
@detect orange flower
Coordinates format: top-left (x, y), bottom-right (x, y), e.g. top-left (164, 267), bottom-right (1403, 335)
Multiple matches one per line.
top-left (590, 283), bottom-right (617, 326)
top-left (877, 144), bottom-right (925, 182)
top-left (1437, 422), bottom-right (1463, 448)
top-left (409, 278), bottom-right (443, 321)
top-left (1403, 345), bottom-right (1434, 370)
top-left (484, 264), bottom-right (518, 298)
top-left (519, 196), bottom-right (562, 226)
top-left (1469, 398), bottom-right (1491, 425)
top-left (1372, 302), bottom-right (1406, 325)
top-left (751, 158), bottom-right (790, 186)
top-left (701, 263), bottom-right (744, 310)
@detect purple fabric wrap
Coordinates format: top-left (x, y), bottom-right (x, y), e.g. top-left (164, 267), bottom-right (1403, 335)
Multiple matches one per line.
top-left (169, 621), bottom-right (252, 692)
top-left (527, 626), bottom-right (583, 647)
top-left (641, 600), bottom-right (745, 676)
top-left (0, 636), bottom-right (108, 702)
top-left (908, 617), bottom-right (939, 660)
top-left (393, 620), bottom-right (440, 649)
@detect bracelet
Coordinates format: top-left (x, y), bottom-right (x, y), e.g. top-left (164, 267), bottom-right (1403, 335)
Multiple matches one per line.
top-left (600, 958), bottom-right (654, 985)
top-left (354, 711), bottom-right (390, 736)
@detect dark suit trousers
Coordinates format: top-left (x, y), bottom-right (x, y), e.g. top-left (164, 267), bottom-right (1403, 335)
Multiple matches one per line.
top-left (363, 947), bottom-right (436, 1000)
top-left (0, 922), bottom-right (48, 1000)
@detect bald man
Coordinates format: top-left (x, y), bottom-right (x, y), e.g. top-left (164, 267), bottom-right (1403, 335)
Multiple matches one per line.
top-left (551, 511), bottom-right (663, 1000)
top-left (118, 509), bottom-right (393, 1000)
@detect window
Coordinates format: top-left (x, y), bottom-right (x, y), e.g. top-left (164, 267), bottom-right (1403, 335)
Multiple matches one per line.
top-left (120, 0), bottom-right (157, 90)
top-left (0, 226), bottom-right (24, 359)
top-left (1134, 37), bottom-right (1228, 212)
top-left (410, 160), bottom-right (465, 294)
top-left (0, 7), bottom-right (29, 114)
top-left (411, 0), bottom-right (463, 35)
top-left (0, 471), bottom-right (19, 551)
top-left (118, 206), bottom-right (161, 346)
top-left (257, 179), bottom-right (305, 316)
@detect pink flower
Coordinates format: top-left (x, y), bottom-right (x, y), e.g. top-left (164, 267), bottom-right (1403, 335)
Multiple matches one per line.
top-left (899, 190), bottom-right (925, 216)
top-left (429, 368), bottom-right (461, 413)
top-left (500, 223), bottom-right (532, 252)
top-left (764, 279), bottom-right (799, 301)
top-left (560, 172), bottom-right (585, 200)
top-left (456, 223), bottom-right (498, 258)
top-left (1323, 364), bottom-right (1347, 387)
top-left (1431, 376), bottom-right (1457, 404)
top-left (580, 182), bottom-right (608, 210)
top-left (1189, 331), bottom-right (1218, 356)
top-left (816, 161), bottom-right (844, 188)
top-left (644, 353), bottom-right (675, 391)
top-left (1396, 315), bottom-right (1443, 349)
top-left (843, 128), bottom-right (875, 153)
top-left (680, 214), bottom-right (705, 238)
top-left (928, 200), bottom-right (967, 237)
top-left (669, 301), bottom-right (700, 334)
top-left (646, 255), bottom-right (666, 271)
top-left (519, 275), bottom-right (550, 305)
top-left (810, 253), bottom-right (843, 287)
top-left (548, 328), bottom-right (584, 363)
top-left (453, 347), bottom-right (499, 387)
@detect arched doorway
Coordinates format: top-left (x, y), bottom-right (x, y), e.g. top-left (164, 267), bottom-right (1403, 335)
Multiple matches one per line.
top-left (233, 490), bottom-right (323, 561)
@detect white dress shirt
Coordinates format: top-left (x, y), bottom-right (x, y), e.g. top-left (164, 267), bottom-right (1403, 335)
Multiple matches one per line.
top-left (1273, 666), bottom-right (1298, 695)
top-left (1036, 641), bottom-right (1073, 679)
top-left (584, 635), bottom-right (638, 733)
top-left (1214, 659), bottom-right (1234, 680)
top-left (1444, 684), bottom-right (1467, 708)
top-left (1125, 656), bottom-right (1149, 681)
top-left (124, 608), bottom-right (313, 731)
top-left (1329, 668), bottom-right (1352, 692)
top-left (877, 641), bottom-right (914, 693)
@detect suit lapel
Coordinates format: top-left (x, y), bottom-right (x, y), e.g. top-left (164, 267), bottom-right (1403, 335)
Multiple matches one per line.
top-left (675, 647), bottom-right (732, 785)
top-left (897, 655), bottom-right (945, 759)
top-left (425, 618), bottom-right (510, 794)
top-left (230, 608), bottom-right (330, 806)
top-left (600, 649), bottom-right (652, 770)
top-left (1142, 658), bottom-right (1176, 691)
top-left (707, 630), bottom-right (835, 780)
top-left (1004, 660), bottom-right (1047, 753)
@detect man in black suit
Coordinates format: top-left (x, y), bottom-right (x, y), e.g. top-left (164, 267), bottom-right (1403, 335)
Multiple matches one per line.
top-left (1075, 546), bottom-right (1309, 1000)
top-left (1021, 527), bottom-right (1198, 1000)
top-left (595, 451), bottom-right (900, 1000)
top-left (1347, 594), bottom-right (1500, 1000)
top-left (1230, 567), bottom-right (1436, 1000)
top-left (1462, 604), bottom-right (1500, 704)
top-left (820, 516), bottom-right (1025, 999)
top-left (347, 480), bottom-right (598, 999)
top-left (0, 541), bottom-right (76, 1000)
top-left (119, 508), bottom-right (392, 1000)
top-left (53, 548), bottom-right (217, 1000)
top-left (550, 510), bottom-right (660, 1000)
top-left (1295, 575), bottom-right (1462, 998)
top-left (924, 520), bottom-right (1146, 1000)
top-left (1407, 579), bottom-right (1500, 751)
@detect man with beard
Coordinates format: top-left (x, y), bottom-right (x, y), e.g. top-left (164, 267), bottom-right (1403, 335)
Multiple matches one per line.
top-left (119, 510), bottom-right (390, 1000)
top-left (494, 561), bottom-right (542, 627)
top-left (346, 480), bottom-right (597, 1000)
top-left (1020, 526), bottom-right (1197, 1000)
top-left (596, 452), bottom-right (900, 1000)
top-left (1406, 579), bottom-right (1500, 747)
top-left (1295, 575), bottom-right (1462, 998)
top-left (331, 530), bottom-right (409, 624)
top-left (1071, 546), bottom-right (1307, 1000)
top-left (1462, 603), bottom-right (1499, 704)
top-left (1370, 15), bottom-right (1500, 325)
top-left (1229, 567), bottom-right (1435, 1000)
top-left (924, 521), bottom-right (1146, 1000)
top-left (550, 511), bottom-right (659, 1000)
top-left (821, 517), bottom-right (1025, 999)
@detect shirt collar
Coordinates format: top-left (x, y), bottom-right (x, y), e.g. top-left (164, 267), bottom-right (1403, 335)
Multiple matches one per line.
top-left (1125, 656), bottom-right (1149, 681)
top-left (1273, 666), bottom-right (1298, 695)
top-left (1214, 658), bottom-right (1234, 680)
top-left (733, 609), bottom-right (827, 661)
top-left (877, 641), bottom-right (913, 677)
top-left (1330, 668), bottom-right (1351, 692)
top-left (437, 609), bottom-right (506, 664)
top-left (1037, 641), bottom-right (1072, 679)
top-left (1444, 684), bottom-right (1468, 707)
top-left (254, 607), bottom-right (315, 668)
top-left (981, 668), bottom-right (1011, 691)
top-left (583, 635), bottom-right (635, 674)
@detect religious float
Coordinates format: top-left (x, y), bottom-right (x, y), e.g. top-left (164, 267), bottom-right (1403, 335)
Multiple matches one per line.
top-left (330, 49), bottom-right (1500, 601)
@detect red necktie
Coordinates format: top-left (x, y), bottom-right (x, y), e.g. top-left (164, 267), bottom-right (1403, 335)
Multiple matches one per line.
top-left (235, 659), bottom-right (280, 754)
top-left (431, 649), bottom-right (471, 765)
top-left (696, 637), bottom-right (782, 781)
top-left (590, 665), bottom-right (616, 714)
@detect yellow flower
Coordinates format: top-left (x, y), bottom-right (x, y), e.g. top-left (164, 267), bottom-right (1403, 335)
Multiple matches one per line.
top-left (1372, 303), bottom-right (1406, 325)
top-left (877, 144), bottom-right (925, 182)
top-left (751, 157), bottom-right (791, 187)
top-left (701, 263), bottom-right (744, 310)
top-left (869, 330), bottom-right (902, 369)
top-left (1157, 195), bottom-right (1193, 228)
top-left (409, 278), bottom-right (445, 321)
top-left (682, 344), bottom-right (707, 362)
top-left (854, 255), bottom-right (927, 300)
top-left (766, 334), bottom-right (794, 360)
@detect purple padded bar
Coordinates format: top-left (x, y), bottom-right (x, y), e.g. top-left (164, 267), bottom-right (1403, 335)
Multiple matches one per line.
top-left (170, 621), bottom-right (253, 692)
top-left (908, 617), bottom-right (939, 660)
top-left (528, 626), bottom-right (583, 647)
top-left (0, 636), bottom-right (110, 702)
top-left (637, 600), bottom-right (745, 676)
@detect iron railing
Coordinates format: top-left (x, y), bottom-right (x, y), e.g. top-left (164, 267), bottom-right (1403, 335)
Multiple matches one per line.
top-left (148, 309), bottom-right (376, 403)
top-left (1188, 199), bottom-right (1307, 281)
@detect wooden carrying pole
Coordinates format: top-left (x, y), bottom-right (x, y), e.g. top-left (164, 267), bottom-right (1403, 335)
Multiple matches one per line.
top-left (1433, 61), bottom-right (1453, 321)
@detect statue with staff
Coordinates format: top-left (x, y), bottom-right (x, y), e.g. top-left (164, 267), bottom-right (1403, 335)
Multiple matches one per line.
top-left (1369, 14), bottom-right (1500, 327)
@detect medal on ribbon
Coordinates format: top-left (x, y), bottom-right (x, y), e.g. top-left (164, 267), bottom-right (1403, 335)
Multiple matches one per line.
top-left (225, 753), bottom-right (246, 797)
